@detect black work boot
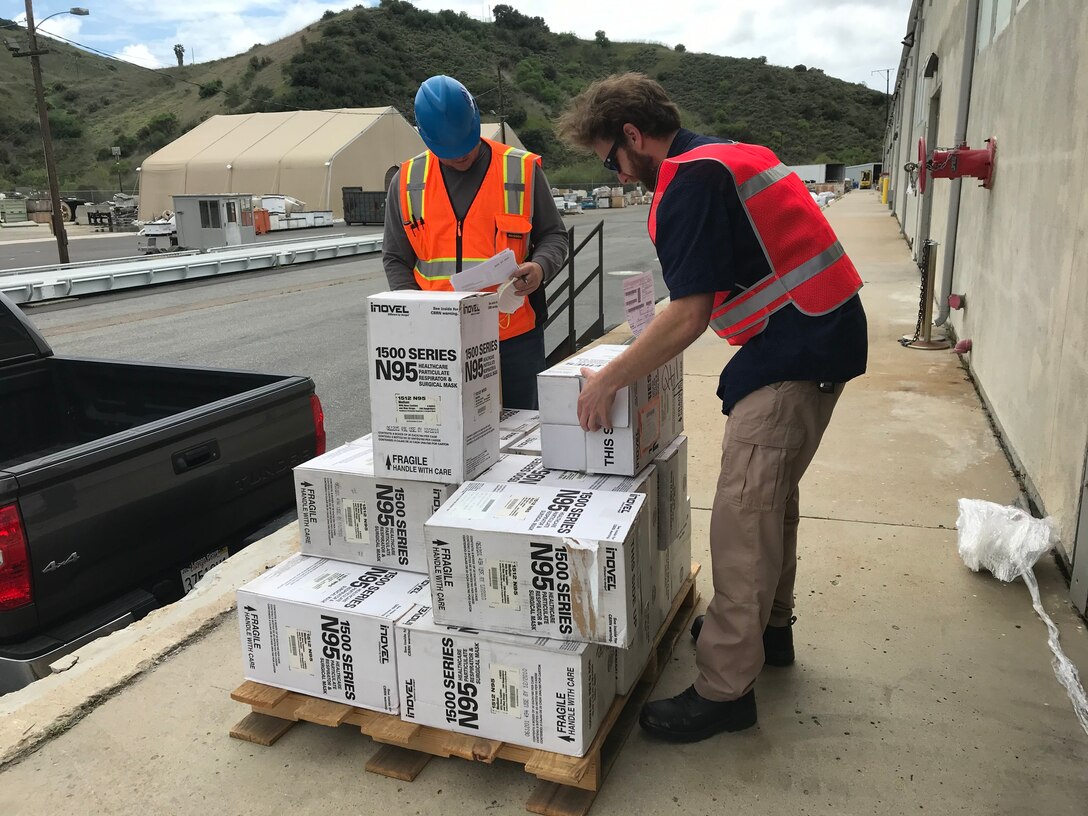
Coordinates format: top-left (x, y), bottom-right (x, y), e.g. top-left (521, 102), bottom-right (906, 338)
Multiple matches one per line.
top-left (639, 686), bottom-right (757, 742)
top-left (690, 615), bottom-right (796, 667)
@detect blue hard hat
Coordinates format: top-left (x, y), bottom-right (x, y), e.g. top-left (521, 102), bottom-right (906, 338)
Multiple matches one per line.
top-left (414, 75), bottom-right (481, 159)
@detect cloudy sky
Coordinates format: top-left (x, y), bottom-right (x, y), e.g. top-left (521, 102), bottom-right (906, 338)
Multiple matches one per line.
top-left (4, 0), bottom-right (913, 90)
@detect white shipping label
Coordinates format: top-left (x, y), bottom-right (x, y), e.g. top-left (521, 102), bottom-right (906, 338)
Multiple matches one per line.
top-left (342, 499), bottom-right (368, 542)
top-left (307, 568), bottom-right (351, 591)
top-left (622, 271), bottom-right (656, 337)
top-left (395, 394), bottom-right (440, 426)
top-left (493, 494), bottom-right (539, 520)
top-left (455, 490), bottom-right (538, 521)
top-left (490, 663), bottom-right (524, 718)
top-left (487, 560), bottom-right (522, 609)
top-left (474, 385), bottom-right (494, 417)
top-left (286, 626), bottom-right (314, 675)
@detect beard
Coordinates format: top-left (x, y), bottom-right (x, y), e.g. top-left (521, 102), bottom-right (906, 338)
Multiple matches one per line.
top-left (624, 148), bottom-right (660, 191)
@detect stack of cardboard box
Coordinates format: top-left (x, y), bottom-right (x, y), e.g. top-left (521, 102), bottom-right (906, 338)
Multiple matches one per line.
top-left (237, 290), bottom-right (691, 759)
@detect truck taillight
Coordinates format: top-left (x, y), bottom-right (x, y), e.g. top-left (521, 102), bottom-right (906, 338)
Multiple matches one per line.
top-left (0, 504), bottom-right (32, 610)
top-left (310, 394), bottom-right (327, 455)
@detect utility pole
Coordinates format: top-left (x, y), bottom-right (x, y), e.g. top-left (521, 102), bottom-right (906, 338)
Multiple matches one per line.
top-left (872, 68), bottom-right (893, 129)
top-left (19, 0), bottom-right (69, 263)
top-left (496, 64), bottom-right (507, 144)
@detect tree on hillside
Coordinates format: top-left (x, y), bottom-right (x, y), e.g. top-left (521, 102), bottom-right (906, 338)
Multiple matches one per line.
top-left (595, 30), bottom-right (609, 48)
top-left (173, 44), bottom-right (185, 67)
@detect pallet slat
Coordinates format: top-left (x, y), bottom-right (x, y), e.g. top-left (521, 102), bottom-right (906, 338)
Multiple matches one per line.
top-left (229, 712), bottom-right (296, 746)
top-left (230, 562), bottom-right (700, 815)
top-left (365, 745), bottom-right (433, 781)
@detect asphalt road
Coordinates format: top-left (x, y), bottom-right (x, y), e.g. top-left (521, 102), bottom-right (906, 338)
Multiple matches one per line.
top-left (24, 206), bottom-right (667, 450)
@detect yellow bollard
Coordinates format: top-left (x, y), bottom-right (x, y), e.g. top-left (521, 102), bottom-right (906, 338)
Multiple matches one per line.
top-left (881, 175), bottom-right (889, 204)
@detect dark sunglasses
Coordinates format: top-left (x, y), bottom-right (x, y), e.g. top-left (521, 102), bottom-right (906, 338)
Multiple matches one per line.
top-left (603, 138), bottom-right (624, 172)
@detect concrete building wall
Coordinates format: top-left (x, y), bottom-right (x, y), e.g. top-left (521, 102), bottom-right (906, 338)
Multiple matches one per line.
top-left (951, 0), bottom-right (1088, 559)
top-left (887, 0), bottom-right (1088, 570)
top-left (890, 0), bottom-right (967, 262)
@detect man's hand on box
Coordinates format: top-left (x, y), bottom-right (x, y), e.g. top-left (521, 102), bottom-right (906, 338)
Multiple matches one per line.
top-left (577, 366), bottom-right (618, 432)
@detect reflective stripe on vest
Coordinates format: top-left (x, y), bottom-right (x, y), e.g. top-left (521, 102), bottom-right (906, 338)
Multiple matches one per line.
top-left (648, 142), bottom-right (862, 344)
top-left (403, 151), bottom-right (431, 225)
top-left (503, 146), bottom-right (534, 219)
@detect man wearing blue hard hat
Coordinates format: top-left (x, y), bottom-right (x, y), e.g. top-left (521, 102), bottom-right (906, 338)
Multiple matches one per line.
top-left (383, 75), bottom-right (568, 409)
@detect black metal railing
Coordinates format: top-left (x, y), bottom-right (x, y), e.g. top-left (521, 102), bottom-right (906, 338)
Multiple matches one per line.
top-left (543, 221), bottom-right (605, 366)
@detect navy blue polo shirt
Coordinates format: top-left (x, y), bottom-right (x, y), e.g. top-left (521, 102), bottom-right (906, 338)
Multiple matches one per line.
top-left (653, 129), bottom-right (868, 414)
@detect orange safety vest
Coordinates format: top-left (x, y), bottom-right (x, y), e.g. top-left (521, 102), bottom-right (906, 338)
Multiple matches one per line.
top-left (648, 142), bottom-right (863, 345)
top-left (399, 138), bottom-right (540, 340)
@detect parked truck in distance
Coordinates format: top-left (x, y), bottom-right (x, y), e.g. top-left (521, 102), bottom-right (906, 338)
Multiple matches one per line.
top-left (0, 292), bottom-right (326, 694)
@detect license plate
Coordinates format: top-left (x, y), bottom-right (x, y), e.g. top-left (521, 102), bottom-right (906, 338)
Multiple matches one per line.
top-left (181, 546), bottom-right (229, 594)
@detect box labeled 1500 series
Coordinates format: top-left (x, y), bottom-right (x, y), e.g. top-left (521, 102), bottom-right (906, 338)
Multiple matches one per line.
top-left (426, 481), bottom-right (647, 647)
top-left (367, 290), bottom-right (500, 484)
top-left (538, 345), bottom-right (683, 476)
top-left (237, 554), bottom-right (429, 712)
top-left (475, 454), bottom-right (659, 693)
top-left (294, 434), bottom-right (456, 572)
top-left (396, 605), bottom-right (616, 756)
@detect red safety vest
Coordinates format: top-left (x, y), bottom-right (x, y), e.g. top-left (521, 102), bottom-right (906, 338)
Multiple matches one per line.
top-left (399, 139), bottom-right (540, 340)
top-left (648, 142), bottom-right (863, 345)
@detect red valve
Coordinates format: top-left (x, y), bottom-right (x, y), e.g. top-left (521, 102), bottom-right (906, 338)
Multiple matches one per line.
top-left (918, 137), bottom-right (996, 193)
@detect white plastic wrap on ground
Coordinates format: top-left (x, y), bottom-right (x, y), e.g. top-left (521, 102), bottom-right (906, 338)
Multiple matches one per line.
top-left (956, 498), bottom-right (1088, 737)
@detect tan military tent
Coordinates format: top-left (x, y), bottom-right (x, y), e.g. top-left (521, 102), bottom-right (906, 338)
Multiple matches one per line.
top-left (136, 107), bottom-right (425, 220)
top-left (138, 109), bottom-right (534, 219)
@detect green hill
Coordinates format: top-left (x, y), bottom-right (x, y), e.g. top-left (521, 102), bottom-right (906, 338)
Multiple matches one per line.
top-left (0, 1), bottom-right (886, 195)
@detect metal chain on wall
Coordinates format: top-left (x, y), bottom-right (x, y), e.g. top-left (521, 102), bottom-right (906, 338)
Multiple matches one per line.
top-left (899, 239), bottom-right (932, 346)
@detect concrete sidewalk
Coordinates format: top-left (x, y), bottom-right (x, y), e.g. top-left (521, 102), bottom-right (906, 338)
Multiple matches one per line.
top-left (1, 192), bottom-right (1086, 815)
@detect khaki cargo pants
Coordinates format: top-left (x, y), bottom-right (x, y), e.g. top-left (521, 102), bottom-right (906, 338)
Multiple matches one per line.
top-left (694, 380), bottom-right (842, 702)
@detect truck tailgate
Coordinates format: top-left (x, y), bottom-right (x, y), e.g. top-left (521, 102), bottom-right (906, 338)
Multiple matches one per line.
top-left (3, 377), bottom-right (316, 638)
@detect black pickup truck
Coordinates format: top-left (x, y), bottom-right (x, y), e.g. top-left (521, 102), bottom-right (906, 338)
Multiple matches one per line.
top-left (0, 292), bottom-right (324, 693)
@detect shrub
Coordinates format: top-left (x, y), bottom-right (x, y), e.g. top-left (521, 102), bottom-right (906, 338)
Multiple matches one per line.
top-left (50, 111), bottom-right (82, 139)
top-left (198, 79), bottom-right (223, 98)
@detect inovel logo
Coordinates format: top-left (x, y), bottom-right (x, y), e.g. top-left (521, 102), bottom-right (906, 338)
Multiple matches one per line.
top-left (371, 303), bottom-right (409, 315)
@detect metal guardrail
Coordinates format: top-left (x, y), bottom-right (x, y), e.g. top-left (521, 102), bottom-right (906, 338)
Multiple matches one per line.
top-left (1, 234), bottom-right (383, 305)
top-left (544, 221), bottom-right (606, 366)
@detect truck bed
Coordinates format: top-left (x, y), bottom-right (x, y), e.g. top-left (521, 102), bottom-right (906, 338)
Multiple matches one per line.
top-left (1, 357), bottom-right (285, 469)
top-left (0, 356), bottom-right (319, 659)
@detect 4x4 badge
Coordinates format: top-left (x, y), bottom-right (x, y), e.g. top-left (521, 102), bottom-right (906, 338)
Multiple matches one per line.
top-left (42, 552), bottom-right (80, 573)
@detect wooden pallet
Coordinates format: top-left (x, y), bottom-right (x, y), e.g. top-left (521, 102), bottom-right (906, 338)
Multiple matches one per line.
top-left (230, 562), bottom-right (700, 816)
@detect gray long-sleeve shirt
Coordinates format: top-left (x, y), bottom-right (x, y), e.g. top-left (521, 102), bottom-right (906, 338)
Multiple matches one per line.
top-left (382, 142), bottom-right (569, 318)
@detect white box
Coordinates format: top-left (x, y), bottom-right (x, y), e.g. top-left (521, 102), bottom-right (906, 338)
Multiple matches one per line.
top-left (506, 427), bottom-right (542, 455)
top-left (476, 454), bottom-right (657, 549)
top-left (396, 606), bottom-right (616, 756)
top-left (475, 454), bottom-right (657, 695)
top-left (295, 436), bottom-right (457, 572)
top-left (653, 435), bottom-right (689, 549)
top-left (538, 346), bottom-right (684, 476)
top-left (499, 411), bottom-right (539, 452)
top-left (237, 555), bottom-right (430, 712)
top-left (499, 426), bottom-right (532, 451)
top-left (368, 290), bottom-right (500, 484)
top-left (657, 526), bottom-right (693, 625)
top-left (499, 409), bottom-right (540, 433)
top-left (426, 481), bottom-right (647, 646)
